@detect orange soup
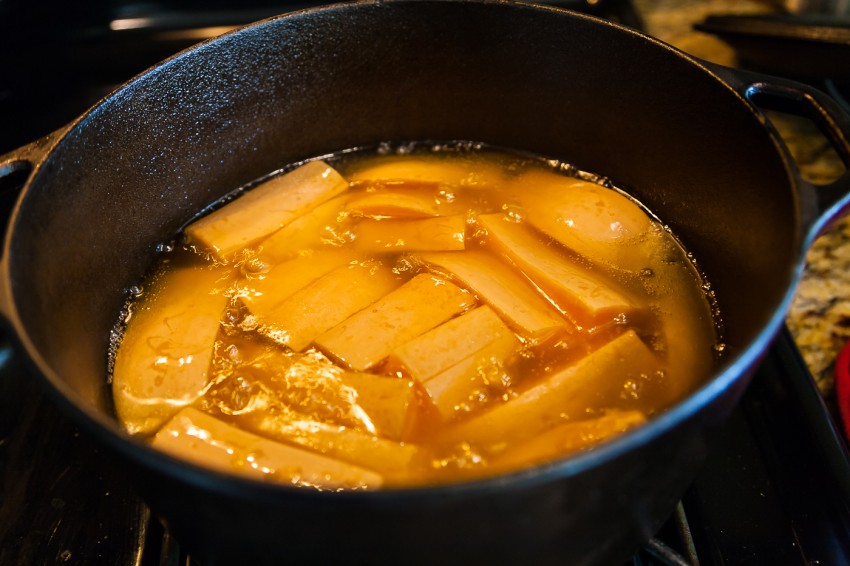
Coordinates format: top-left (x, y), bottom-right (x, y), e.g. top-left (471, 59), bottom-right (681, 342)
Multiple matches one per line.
top-left (110, 144), bottom-right (719, 490)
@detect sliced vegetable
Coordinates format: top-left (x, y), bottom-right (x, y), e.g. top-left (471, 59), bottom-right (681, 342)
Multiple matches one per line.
top-left (478, 213), bottom-right (634, 328)
top-left (112, 265), bottom-right (227, 435)
top-left (316, 274), bottom-right (475, 371)
top-left (245, 262), bottom-right (401, 351)
top-left (153, 408), bottom-right (384, 489)
top-left (341, 372), bottom-right (423, 441)
top-left (239, 249), bottom-right (356, 314)
top-left (201, 368), bottom-right (421, 477)
top-left (388, 305), bottom-right (514, 382)
top-left (345, 190), bottom-right (445, 218)
top-left (445, 330), bottom-right (660, 451)
top-left (353, 215), bottom-right (466, 253)
top-left (185, 161), bottom-right (349, 260)
top-left (514, 169), bottom-right (655, 272)
top-left (417, 250), bottom-right (566, 341)
top-left (347, 156), bottom-right (507, 189)
top-left (250, 407), bottom-right (420, 477)
top-left (423, 332), bottom-right (521, 420)
top-left (488, 409), bottom-right (647, 472)
top-left (257, 195), bottom-right (353, 262)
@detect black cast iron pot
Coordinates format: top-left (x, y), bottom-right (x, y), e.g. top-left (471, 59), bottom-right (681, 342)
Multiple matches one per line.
top-left (2, 1), bottom-right (850, 564)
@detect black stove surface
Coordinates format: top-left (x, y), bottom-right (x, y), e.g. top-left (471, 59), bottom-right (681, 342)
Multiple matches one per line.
top-left (2, 1), bottom-right (850, 564)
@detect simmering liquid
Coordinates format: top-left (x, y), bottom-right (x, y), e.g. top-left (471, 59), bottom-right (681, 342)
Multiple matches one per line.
top-left (110, 144), bottom-right (719, 490)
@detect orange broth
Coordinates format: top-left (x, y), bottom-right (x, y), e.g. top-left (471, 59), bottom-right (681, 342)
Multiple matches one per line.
top-left (110, 144), bottom-right (719, 490)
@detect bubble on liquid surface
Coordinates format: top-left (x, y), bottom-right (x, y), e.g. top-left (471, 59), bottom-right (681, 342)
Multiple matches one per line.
top-left (501, 203), bottom-right (525, 223)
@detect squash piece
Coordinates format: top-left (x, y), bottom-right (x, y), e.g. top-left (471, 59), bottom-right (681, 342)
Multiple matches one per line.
top-left (153, 408), bottom-right (383, 489)
top-left (489, 410), bottom-right (647, 473)
top-left (345, 181), bottom-right (492, 218)
top-left (388, 305), bottom-right (513, 382)
top-left (201, 369), bottom-right (420, 476)
top-left (478, 213), bottom-right (634, 328)
top-left (239, 249), bottom-right (356, 314)
top-left (423, 332), bottom-right (521, 420)
top-left (245, 262), bottom-right (401, 351)
top-left (353, 215), bottom-right (466, 253)
top-left (513, 170), bottom-right (655, 272)
top-left (257, 195), bottom-right (353, 263)
top-left (256, 196), bottom-right (351, 262)
top-left (213, 346), bottom-right (421, 441)
top-left (250, 409), bottom-right (419, 477)
top-left (345, 190), bottom-right (445, 218)
top-left (185, 161), bottom-right (349, 260)
top-left (347, 156), bottom-right (507, 189)
top-left (417, 251), bottom-right (565, 341)
top-left (316, 274), bottom-right (475, 371)
top-left (341, 373), bottom-right (422, 441)
top-left (445, 330), bottom-right (660, 451)
top-left (113, 265), bottom-right (227, 435)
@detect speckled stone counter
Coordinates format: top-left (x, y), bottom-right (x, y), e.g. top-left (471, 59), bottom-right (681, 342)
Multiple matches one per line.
top-left (635, 0), bottom-right (848, 395)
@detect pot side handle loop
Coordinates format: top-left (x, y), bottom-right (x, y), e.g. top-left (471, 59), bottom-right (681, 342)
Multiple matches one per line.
top-left (707, 63), bottom-right (850, 238)
top-left (0, 131), bottom-right (64, 323)
top-left (0, 150), bottom-right (35, 192)
top-left (0, 130), bottom-right (61, 195)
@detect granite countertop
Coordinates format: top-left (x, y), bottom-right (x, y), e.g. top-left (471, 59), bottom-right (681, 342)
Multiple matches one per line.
top-left (635, 0), bottom-right (849, 396)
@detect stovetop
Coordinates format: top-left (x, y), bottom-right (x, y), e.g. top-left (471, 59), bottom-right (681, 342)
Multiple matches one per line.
top-left (2, 1), bottom-right (850, 564)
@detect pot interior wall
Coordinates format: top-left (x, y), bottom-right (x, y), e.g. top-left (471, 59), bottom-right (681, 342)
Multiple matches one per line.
top-left (9, 1), bottom-right (798, 419)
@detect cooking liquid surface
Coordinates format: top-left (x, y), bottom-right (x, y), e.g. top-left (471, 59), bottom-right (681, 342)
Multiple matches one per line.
top-left (111, 144), bottom-right (719, 489)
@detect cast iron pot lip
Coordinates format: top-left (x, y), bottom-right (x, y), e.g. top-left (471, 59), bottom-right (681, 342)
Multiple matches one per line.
top-left (0, 0), bottom-right (803, 501)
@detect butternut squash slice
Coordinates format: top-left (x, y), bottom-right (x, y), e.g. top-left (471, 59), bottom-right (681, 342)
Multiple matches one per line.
top-left (239, 250), bottom-right (356, 315)
top-left (388, 305), bottom-right (513, 382)
top-left (257, 195), bottom-right (353, 263)
top-left (112, 265), bottom-right (227, 435)
top-left (153, 407), bottom-right (384, 489)
top-left (513, 169), bottom-right (655, 272)
top-left (185, 161), bottom-right (348, 260)
top-left (347, 156), bottom-right (507, 189)
top-left (489, 410), bottom-right (647, 473)
top-left (248, 407), bottom-right (420, 477)
top-left (417, 250), bottom-right (565, 341)
top-left (478, 213), bottom-right (634, 329)
top-left (316, 274), bottom-right (475, 371)
top-left (444, 330), bottom-right (659, 451)
top-left (244, 262), bottom-right (401, 352)
top-left (423, 332), bottom-right (521, 420)
top-left (340, 372), bottom-right (424, 441)
top-left (353, 215), bottom-right (466, 253)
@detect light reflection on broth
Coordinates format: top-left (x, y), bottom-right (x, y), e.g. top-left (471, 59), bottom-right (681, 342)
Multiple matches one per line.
top-left (110, 143), bottom-right (720, 490)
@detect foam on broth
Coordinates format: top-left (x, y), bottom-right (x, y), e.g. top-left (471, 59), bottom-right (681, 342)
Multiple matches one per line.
top-left (110, 143), bottom-right (720, 490)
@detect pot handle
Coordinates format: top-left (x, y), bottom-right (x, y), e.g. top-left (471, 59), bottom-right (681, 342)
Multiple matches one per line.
top-left (706, 63), bottom-right (850, 240)
top-left (0, 130), bottom-right (62, 181)
top-left (0, 131), bottom-right (64, 320)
